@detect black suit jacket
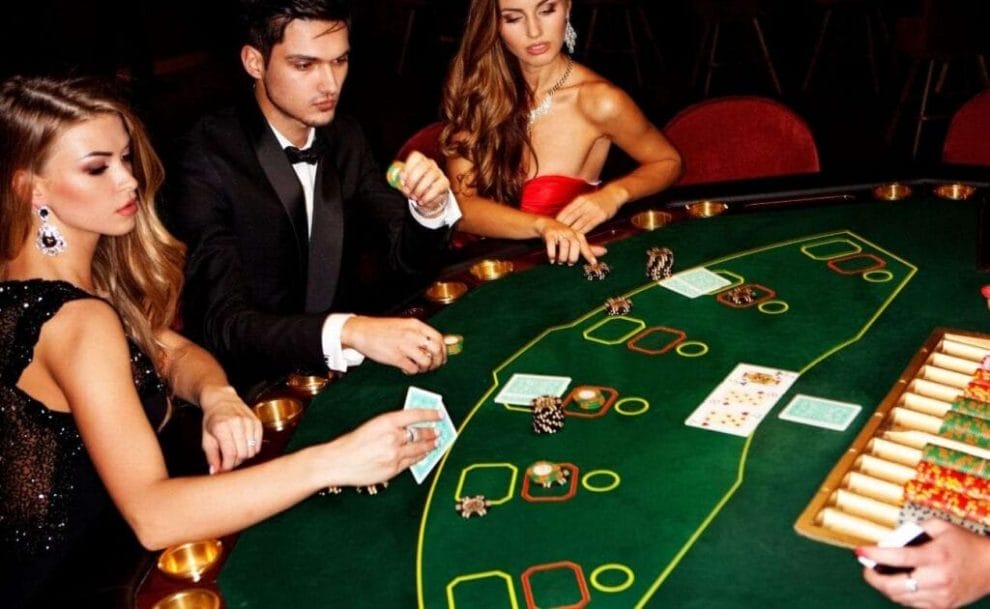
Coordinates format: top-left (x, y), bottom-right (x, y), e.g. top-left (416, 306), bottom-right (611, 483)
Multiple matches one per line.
top-left (165, 101), bottom-right (449, 393)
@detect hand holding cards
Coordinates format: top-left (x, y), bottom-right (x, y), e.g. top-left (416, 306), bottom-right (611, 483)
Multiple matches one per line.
top-left (404, 386), bottom-right (458, 483)
top-left (857, 521), bottom-right (931, 574)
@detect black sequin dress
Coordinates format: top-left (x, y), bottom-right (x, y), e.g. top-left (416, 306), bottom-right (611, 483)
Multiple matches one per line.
top-left (0, 280), bottom-right (168, 608)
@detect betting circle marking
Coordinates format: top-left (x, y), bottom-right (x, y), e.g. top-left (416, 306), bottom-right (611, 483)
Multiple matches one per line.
top-left (676, 341), bottom-right (709, 357)
top-left (758, 300), bottom-right (789, 315)
top-left (590, 563), bottom-right (636, 593)
top-left (581, 469), bottom-right (621, 493)
top-left (614, 397), bottom-right (650, 416)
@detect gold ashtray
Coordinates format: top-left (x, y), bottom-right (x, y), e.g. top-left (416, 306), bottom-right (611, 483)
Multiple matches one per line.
top-left (152, 588), bottom-right (221, 609)
top-left (933, 183), bottom-right (977, 200)
top-left (469, 259), bottom-right (514, 281)
top-left (252, 397), bottom-right (303, 431)
top-left (686, 200), bottom-right (728, 218)
top-left (286, 373), bottom-right (331, 395)
top-left (425, 280), bottom-right (468, 304)
top-left (157, 540), bottom-right (223, 582)
top-left (872, 182), bottom-right (912, 201)
top-left (631, 209), bottom-right (674, 230)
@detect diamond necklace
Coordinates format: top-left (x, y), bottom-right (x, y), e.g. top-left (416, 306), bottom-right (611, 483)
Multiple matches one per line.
top-left (527, 57), bottom-right (574, 124)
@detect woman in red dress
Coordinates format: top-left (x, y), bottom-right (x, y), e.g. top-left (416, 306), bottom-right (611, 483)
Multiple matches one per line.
top-left (440, 0), bottom-right (681, 265)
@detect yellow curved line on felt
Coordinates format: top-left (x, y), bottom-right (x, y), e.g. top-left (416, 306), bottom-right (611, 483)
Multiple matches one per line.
top-left (796, 231), bottom-right (917, 375)
top-left (633, 435), bottom-right (753, 607)
top-left (675, 341), bottom-right (709, 357)
top-left (445, 570), bottom-right (519, 609)
top-left (454, 463), bottom-right (518, 506)
top-left (590, 563), bottom-right (636, 594)
top-left (418, 229), bottom-right (917, 607)
top-left (864, 269), bottom-right (894, 283)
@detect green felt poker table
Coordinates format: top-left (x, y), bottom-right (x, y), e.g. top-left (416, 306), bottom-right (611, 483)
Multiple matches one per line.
top-left (138, 176), bottom-right (990, 609)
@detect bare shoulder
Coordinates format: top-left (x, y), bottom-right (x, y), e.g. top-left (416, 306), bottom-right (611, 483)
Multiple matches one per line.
top-left (572, 68), bottom-right (639, 125)
top-left (41, 297), bottom-right (127, 350)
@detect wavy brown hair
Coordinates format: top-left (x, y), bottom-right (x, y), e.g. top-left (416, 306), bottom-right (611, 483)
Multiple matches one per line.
top-left (0, 75), bottom-right (186, 366)
top-left (440, 0), bottom-right (535, 204)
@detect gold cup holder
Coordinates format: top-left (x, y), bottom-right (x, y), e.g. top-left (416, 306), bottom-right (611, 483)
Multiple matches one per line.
top-left (631, 209), bottom-right (674, 230)
top-left (469, 259), bottom-right (514, 281)
top-left (252, 397), bottom-right (303, 432)
top-left (285, 373), bottom-right (331, 396)
top-left (156, 540), bottom-right (223, 582)
top-left (425, 281), bottom-right (468, 304)
top-left (933, 183), bottom-right (977, 201)
top-left (152, 588), bottom-right (221, 609)
top-left (872, 182), bottom-right (913, 201)
top-left (686, 200), bottom-right (728, 218)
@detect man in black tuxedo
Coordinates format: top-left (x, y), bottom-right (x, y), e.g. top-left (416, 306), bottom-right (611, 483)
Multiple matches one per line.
top-left (167, 0), bottom-right (460, 394)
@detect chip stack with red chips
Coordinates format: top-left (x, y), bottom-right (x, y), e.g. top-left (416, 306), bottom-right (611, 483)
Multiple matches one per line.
top-left (582, 261), bottom-right (611, 280)
top-left (604, 296), bottom-right (632, 316)
top-left (532, 394), bottom-right (566, 434)
top-left (646, 246), bottom-right (674, 281)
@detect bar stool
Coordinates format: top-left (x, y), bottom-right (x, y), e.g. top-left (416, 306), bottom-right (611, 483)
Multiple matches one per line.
top-left (802, 0), bottom-right (890, 95)
top-left (691, 0), bottom-right (783, 96)
top-left (575, 0), bottom-right (662, 86)
top-left (886, 0), bottom-right (989, 159)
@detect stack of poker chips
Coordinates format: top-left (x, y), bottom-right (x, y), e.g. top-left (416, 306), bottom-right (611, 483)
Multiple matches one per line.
top-left (646, 246), bottom-right (674, 281)
top-left (532, 395), bottom-right (566, 434)
top-left (604, 296), bottom-right (632, 316)
top-left (724, 285), bottom-right (758, 306)
top-left (582, 261), bottom-right (611, 280)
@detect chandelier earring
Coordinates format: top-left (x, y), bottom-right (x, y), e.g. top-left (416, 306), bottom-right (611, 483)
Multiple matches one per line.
top-left (564, 17), bottom-right (577, 55)
top-left (36, 206), bottom-right (66, 256)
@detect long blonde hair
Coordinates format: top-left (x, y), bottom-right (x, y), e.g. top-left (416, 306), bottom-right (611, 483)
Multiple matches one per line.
top-left (0, 75), bottom-right (186, 365)
top-left (440, 0), bottom-right (535, 204)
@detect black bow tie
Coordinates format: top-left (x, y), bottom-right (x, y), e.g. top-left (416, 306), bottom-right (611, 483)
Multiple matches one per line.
top-left (284, 142), bottom-right (324, 164)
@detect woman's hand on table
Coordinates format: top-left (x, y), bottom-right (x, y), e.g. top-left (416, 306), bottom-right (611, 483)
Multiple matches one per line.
top-left (859, 519), bottom-right (990, 609)
top-left (199, 385), bottom-right (263, 473)
top-left (533, 216), bottom-right (607, 266)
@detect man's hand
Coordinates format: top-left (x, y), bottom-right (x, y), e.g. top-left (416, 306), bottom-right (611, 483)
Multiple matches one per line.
top-left (341, 315), bottom-right (448, 374)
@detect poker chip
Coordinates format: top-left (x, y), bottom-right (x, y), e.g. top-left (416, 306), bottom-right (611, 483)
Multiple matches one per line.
top-left (386, 161), bottom-right (404, 189)
top-left (582, 261), bottom-right (611, 280)
top-left (356, 481), bottom-right (389, 495)
top-left (982, 285), bottom-right (990, 309)
top-left (604, 296), bottom-right (632, 316)
top-left (724, 285), bottom-right (758, 306)
top-left (444, 334), bottom-right (464, 355)
top-left (646, 246), bottom-right (674, 281)
top-left (455, 495), bottom-right (492, 518)
top-left (527, 460), bottom-right (570, 487)
top-left (574, 387), bottom-right (606, 410)
top-left (532, 394), bottom-right (565, 434)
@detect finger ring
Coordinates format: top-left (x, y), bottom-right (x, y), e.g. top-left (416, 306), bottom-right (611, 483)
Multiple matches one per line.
top-left (404, 427), bottom-right (416, 444)
top-left (905, 577), bottom-right (919, 593)
top-left (247, 438), bottom-right (258, 448)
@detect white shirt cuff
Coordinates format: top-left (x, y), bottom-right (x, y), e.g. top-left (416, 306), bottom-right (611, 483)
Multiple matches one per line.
top-left (408, 190), bottom-right (462, 228)
top-left (321, 313), bottom-right (366, 372)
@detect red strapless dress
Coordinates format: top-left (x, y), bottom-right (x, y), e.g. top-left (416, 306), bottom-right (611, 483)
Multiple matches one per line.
top-left (519, 175), bottom-right (599, 217)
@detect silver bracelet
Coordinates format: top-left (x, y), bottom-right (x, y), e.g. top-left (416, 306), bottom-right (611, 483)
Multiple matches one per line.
top-left (414, 198), bottom-right (447, 218)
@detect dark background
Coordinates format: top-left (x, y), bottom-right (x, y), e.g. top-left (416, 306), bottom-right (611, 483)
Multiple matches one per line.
top-left (3, 0), bottom-right (987, 174)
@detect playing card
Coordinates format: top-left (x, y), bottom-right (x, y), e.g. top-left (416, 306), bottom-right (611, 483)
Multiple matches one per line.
top-left (404, 386), bottom-right (458, 484)
top-left (659, 267), bottom-right (732, 298)
top-left (779, 394), bottom-right (862, 431)
top-left (686, 363), bottom-right (799, 437)
top-left (493, 373), bottom-right (572, 406)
